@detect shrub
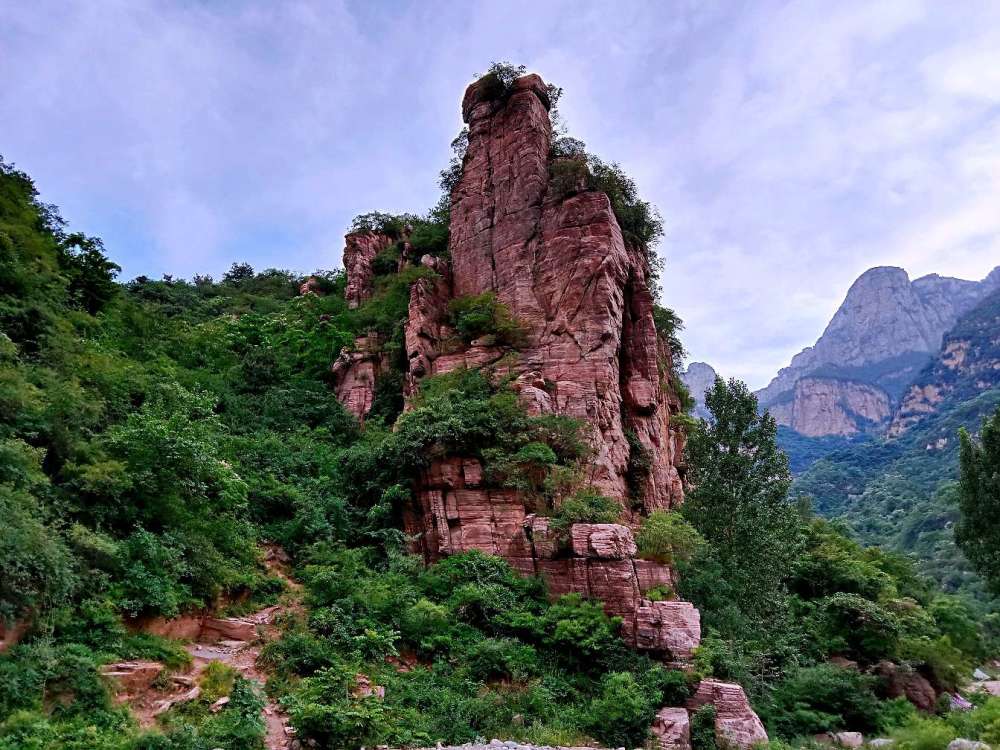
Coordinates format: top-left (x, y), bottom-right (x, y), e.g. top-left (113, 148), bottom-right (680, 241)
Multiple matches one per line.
top-left (0, 486), bottom-right (77, 621)
top-left (625, 429), bottom-right (653, 503)
top-left (349, 211), bottom-right (417, 239)
top-left (551, 488), bottom-right (620, 530)
top-left (586, 156), bottom-right (664, 252)
top-left (690, 704), bottom-right (718, 750)
top-left (199, 661), bottom-right (238, 702)
top-left (463, 638), bottom-right (540, 682)
top-left (637, 511), bottom-right (705, 566)
top-left (401, 598), bottom-right (452, 652)
top-left (892, 715), bottom-right (954, 750)
top-left (370, 242), bottom-right (402, 276)
top-left (520, 593), bottom-right (623, 668)
top-left (586, 671), bottom-right (656, 748)
top-left (408, 220), bottom-right (449, 257)
top-left (447, 292), bottom-right (525, 346)
top-left (821, 593), bottom-right (900, 663)
top-left (766, 664), bottom-right (885, 737)
top-left (284, 664), bottom-right (390, 748)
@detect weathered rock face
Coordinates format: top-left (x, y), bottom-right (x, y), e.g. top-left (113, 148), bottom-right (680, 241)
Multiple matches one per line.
top-left (875, 660), bottom-right (938, 712)
top-left (412, 73), bottom-right (684, 510)
top-left (889, 289), bottom-right (1000, 436)
top-left (652, 706), bottom-right (692, 750)
top-left (687, 680), bottom-right (770, 750)
top-left (757, 265), bottom-right (1000, 437)
top-left (768, 376), bottom-right (891, 437)
top-left (330, 335), bottom-right (388, 422)
top-left (403, 456), bottom-right (700, 661)
top-left (343, 231), bottom-right (393, 308)
top-left (334, 73), bottom-right (765, 746)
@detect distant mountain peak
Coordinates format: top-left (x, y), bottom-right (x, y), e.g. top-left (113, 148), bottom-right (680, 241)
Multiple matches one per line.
top-left (757, 264), bottom-right (998, 438)
top-left (681, 361), bottom-right (719, 420)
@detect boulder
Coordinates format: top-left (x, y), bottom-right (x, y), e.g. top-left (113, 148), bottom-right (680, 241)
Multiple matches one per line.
top-left (630, 600), bottom-right (701, 661)
top-left (569, 524), bottom-right (636, 559)
top-left (948, 741), bottom-right (991, 750)
top-left (876, 660), bottom-right (938, 712)
top-left (975, 682), bottom-right (1000, 697)
top-left (687, 680), bottom-right (769, 750)
top-left (651, 707), bottom-right (691, 750)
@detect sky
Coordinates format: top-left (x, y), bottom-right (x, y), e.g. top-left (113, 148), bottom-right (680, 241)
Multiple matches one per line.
top-left (3, 1), bottom-right (999, 389)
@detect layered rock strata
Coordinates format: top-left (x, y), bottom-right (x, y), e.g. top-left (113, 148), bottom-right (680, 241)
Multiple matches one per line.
top-left (686, 680), bottom-right (770, 749)
top-left (405, 73), bottom-right (685, 510)
top-left (330, 335), bottom-right (388, 422)
top-left (343, 231), bottom-right (393, 308)
top-left (333, 73), bottom-right (766, 747)
top-left (403, 456), bottom-right (700, 661)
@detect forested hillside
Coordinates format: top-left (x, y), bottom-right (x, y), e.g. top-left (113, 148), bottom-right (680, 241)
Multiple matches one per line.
top-left (795, 291), bottom-right (1000, 603)
top-left (2, 67), bottom-right (1000, 750)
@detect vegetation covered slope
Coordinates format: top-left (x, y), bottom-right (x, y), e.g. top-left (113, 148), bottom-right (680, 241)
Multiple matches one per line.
top-left (794, 291), bottom-right (1000, 603)
top-left (2, 64), bottom-right (999, 749)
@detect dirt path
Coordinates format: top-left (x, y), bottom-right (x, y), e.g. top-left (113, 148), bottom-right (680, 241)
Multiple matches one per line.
top-left (109, 545), bottom-right (303, 749)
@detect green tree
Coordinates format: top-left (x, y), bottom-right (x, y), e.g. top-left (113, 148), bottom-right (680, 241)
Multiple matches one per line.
top-left (955, 407), bottom-right (1000, 594)
top-left (682, 377), bottom-right (799, 611)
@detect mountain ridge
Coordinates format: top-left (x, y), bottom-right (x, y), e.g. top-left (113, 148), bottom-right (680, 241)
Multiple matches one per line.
top-left (757, 264), bottom-right (1000, 439)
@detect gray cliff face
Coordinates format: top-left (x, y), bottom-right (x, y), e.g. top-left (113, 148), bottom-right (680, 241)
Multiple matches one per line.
top-left (757, 265), bottom-right (1000, 437)
top-left (681, 362), bottom-right (718, 421)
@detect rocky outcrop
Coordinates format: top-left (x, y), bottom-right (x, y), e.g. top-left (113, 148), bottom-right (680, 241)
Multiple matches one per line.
top-left (130, 611), bottom-right (264, 644)
top-left (875, 661), bottom-right (938, 712)
top-left (335, 72), bottom-right (763, 746)
top-left (405, 73), bottom-right (684, 510)
top-left (330, 335), bottom-right (388, 422)
top-left (343, 231), bottom-right (393, 308)
top-left (768, 376), bottom-right (891, 437)
top-left (652, 706), bottom-right (691, 750)
top-left (758, 265), bottom-right (1000, 437)
top-left (889, 289), bottom-right (1000, 435)
top-left (686, 680), bottom-right (769, 749)
top-left (404, 456), bottom-right (700, 662)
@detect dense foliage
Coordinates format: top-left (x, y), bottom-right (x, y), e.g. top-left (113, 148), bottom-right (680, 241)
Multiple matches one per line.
top-left (261, 547), bottom-right (691, 748)
top-left (794, 385), bottom-right (1000, 604)
top-left (956, 406), bottom-right (1000, 596)
top-left (3, 63), bottom-right (998, 748)
top-left (677, 378), bottom-right (991, 738)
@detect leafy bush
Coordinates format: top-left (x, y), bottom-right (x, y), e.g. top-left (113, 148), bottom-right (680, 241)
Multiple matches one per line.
top-left (447, 292), bottom-right (525, 346)
top-left (637, 510), bottom-right (705, 566)
top-left (690, 704), bottom-right (718, 750)
top-left (585, 671), bottom-right (656, 747)
top-left (765, 664), bottom-right (887, 737)
top-left (551, 488), bottom-right (620, 530)
top-left (349, 211), bottom-right (417, 239)
top-left (0, 486), bottom-right (77, 621)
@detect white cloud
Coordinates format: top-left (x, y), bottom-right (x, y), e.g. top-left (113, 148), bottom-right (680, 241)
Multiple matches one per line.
top-left (2, 0), bottom-right (999, 388)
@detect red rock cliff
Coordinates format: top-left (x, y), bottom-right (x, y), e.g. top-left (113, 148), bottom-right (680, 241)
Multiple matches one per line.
top-left (407, 73), bottom-right (684, 511)
top-left (332, 73), bottom-right (766, 748)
